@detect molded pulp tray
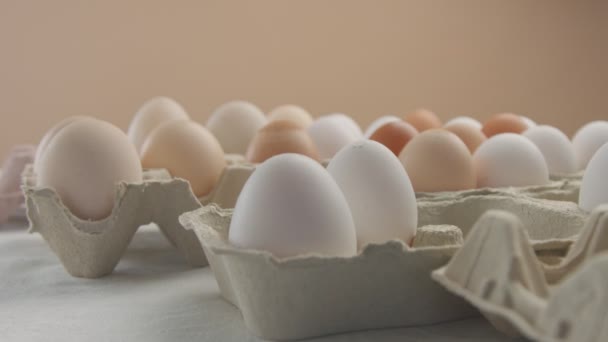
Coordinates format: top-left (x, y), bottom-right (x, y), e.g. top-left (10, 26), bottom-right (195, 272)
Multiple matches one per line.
top-left (179, 173), bottom-right (588, 340)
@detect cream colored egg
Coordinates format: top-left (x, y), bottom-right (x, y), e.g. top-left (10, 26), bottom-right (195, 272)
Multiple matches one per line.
top-left (327, 113), bottom-right (363, 137)
top-left (34, 116), bottom-right (88, 174)
top-left (473, 133), bottom-right (549, 188)
top-left (140, 120), bottom-right (226, 197)
top-left (229, 153), bottom-right (356, 258)
top-left (206, 100), bottom-right (267, 155)
top-left (328, 140), bottom-right (417, 247)
top-left (308, 116), bottom-right (360, 159)
top-left (523, 125), bottom-right (577, 174)
top-left (399, 130), bottom-right (476, 192)
top-left (127, 96), bottom-right (189, 152)
top-left (268, 105), bottom-right (313, 128)
top-left (37, 119), bottom-right (143, 220)
top-left (444, 116), bottom-right (482, 130)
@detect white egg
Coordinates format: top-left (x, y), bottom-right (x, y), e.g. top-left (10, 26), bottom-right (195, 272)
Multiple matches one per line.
top-left (572, 121), bottom-right (608, 170)
top-left (364, 116), bottom-right (401, 138)
top-left (206, 100), bottom-right (267, 154)
top-left (444, 116), bottom-right (482, 130)
top-left (327, 113), bottom-right (363, 137)
top-left (327, 140), bottom-right (417, 247)
top-left (228, 154), bottom-right (356, 258)
top-left (473, 133), bottom-right (549, 188)
top-left (523, 125), bottom-right (577, 174)
top-left (308, 116), bottom-right (361, 160)
top-left (520, 115), bottom-right (537, 128)
top-left (127, 96), bottom-right (189, 152)
top-left (579, 142), bottom-right (608, 211)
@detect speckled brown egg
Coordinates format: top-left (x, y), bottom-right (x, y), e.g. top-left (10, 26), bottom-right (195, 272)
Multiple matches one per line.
top-left (444, 122), bottom-right (487, 153)
top-left (482, 113), bottom-right (528, 137)
top-left (369, 121), bottom-right (419, 156)
top-left (246, 120), bottom-right (319, 163)
top-left (403, 108), bottom-right (442, 132)
top-left (399, 129), bottom-right (476, 192)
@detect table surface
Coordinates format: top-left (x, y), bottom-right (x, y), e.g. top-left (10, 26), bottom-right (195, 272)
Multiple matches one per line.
top-left (0, 219), bottom-right (522, 342)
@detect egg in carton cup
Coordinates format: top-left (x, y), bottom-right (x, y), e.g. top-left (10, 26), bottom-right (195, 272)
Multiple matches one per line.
top-left (178, 162), bottom-right (590, 340)
top-left (22, 157), bottom-right (254, 279)
top-left (432, 205), bottom-right (608, 342)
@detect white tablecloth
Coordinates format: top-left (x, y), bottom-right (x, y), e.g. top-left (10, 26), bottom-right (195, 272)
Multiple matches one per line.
top-left (0, 219), bottom-right (521, 342)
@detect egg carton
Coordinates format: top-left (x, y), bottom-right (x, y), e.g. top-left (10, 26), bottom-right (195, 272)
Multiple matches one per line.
top-left (178, 178), bottom-right (588, 341)
top-left (432, 205), bottom-right (608, 342)
top-left (21, 157), bottom-right (254, 278)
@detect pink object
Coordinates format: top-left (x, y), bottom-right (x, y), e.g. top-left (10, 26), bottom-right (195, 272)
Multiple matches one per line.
top-left (0, 145), bottom-right (35, 224)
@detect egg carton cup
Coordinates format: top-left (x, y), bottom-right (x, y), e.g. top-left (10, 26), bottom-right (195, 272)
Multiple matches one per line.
top-left (180, 204), bottom-right (475, 341)
top-left (432, 205), bottom-right (608, 342)
top-left (22, 160), bottom-right (254, 278)
top-left (179, 178), bottom-right (589, 341)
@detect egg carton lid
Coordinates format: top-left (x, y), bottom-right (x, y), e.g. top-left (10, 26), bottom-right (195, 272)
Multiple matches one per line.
top-left (432, 205), bottom-right (608, 342)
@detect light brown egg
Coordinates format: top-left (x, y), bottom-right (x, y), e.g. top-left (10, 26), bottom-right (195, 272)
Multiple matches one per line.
top-left (369, 121), bottom-right (419, 156)
top-left (246, 120), bottom-right (319, 163)
top-left (399, 129), bottom-right (476, 192)
top-left (403, 108), bottom-right (442, 132)
top-left (140, 120), bottom-right (226, 197)
top-left (268, 105), bottom-right (313, 128)
top-left (482, 113), bottom-right (528, 137)
top-left (444, 122), bottom-right (487, 153)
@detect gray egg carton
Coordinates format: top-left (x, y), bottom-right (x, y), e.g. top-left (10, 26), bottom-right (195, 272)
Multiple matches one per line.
top-left (21, 155), bottom-right (254, 278)
top-left (178, 171), bottom-right (588, 340)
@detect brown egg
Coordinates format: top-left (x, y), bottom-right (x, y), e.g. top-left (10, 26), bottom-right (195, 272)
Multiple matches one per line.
top-left (140, 120), bottom-right (226, 197)
top-left (482, 113), bottom-right (528, 137)
top-left (403, 108), bottom-right (442, 132)
top-left (444, 122), bottom-right (487, 153)
top-left (246, 120), bottom-right (319, 163)
top-left (399, 130), bottom-right (476, 192)
top-left (369, 121), bottom-right (419, 156)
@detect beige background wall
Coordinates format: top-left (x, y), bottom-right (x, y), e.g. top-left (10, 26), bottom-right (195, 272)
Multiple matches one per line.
top-left (0, 0), bottom-right (606, 160)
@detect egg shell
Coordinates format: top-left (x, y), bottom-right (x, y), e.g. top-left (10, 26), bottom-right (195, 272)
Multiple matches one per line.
top-left (34, 116), bottom-right (88, 174)
top-left (579, 142), bottom-right (608, 211)
top-left (206, 100), bottom-right (267, 155)
top-left (369, 121), bottom-right (418, 156)
top-left (444, 116), bottom-right (482, 130)
top-left (363, 115), bottom-right (401, 138)
top-left (140, 120), bottom-right (226, 197)
top-left (246, 120), bottom-right (319, 163)
top-left (127, 96), bottom-right (189, 152)
top-left (228, 153), bottom-right (357, 258)
top-left (327, 113), bottom-right (363, 137)
top-left (403, 109), bottom-right (442, 132)
top-left (37, 119), bottom-right (143, 220)
top-left (572, 121), bottom-right (608, 170)
top-left (327, 140), bottom-right (417, 247)
top-left (482, 113), bottom-right (528, 137)
top-left (399, 130), bottom-right (476, 192)
top-left (523, 125), bottom-right (577, 174)
top-left (268, 105), bottom-right (313, 128)
top-left (473, 133), bottom-right (549, 188)
top-left (520, 115), bottom-right (537, 128)
top-left (444, 122), bottom-right (487, 153)
top-left (308, 116), bottom-right (360, 159)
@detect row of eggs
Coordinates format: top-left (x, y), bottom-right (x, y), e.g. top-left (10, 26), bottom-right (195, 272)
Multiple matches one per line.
top-left (33, 96), bottom-right (608, 223)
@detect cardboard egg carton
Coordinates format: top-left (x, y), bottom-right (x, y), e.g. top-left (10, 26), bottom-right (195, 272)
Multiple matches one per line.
top-left (178, 177), bottom-right (588, 340)
top-left (21, 156), bottom-right (255, 278)
top-left (432, 205), bottom-right (608, 342)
